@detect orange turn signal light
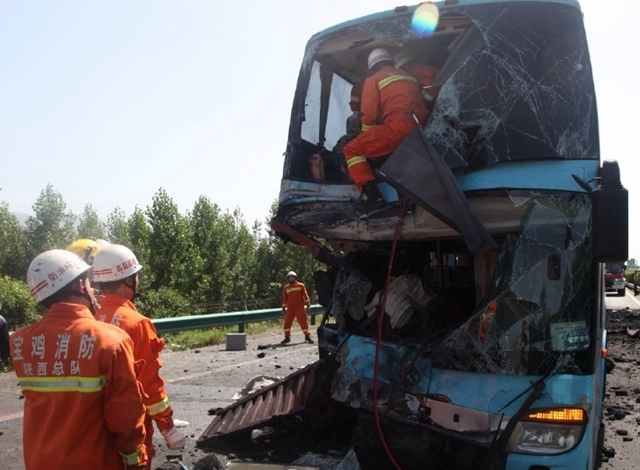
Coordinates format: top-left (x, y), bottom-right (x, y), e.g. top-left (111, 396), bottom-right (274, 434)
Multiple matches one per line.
top-left (523, 408), bottom-right (587, 424)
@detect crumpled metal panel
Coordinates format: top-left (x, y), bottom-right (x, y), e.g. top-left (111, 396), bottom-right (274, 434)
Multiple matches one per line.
top-left (378, 126), bottom-right (497, 253)
top-left (197, 361), bottom-right (322, 445)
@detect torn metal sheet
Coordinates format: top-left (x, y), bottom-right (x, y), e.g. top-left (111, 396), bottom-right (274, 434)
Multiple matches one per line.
top-left (329, 368), bottom-right (504, 443)
top-left (378, 126), bottom-right (497, 253)
top-left (197, 361), bottom-right (322, 445)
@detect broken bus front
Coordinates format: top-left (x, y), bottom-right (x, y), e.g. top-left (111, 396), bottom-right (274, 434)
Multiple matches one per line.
top-left (271, 1), bottom-right (628, 469)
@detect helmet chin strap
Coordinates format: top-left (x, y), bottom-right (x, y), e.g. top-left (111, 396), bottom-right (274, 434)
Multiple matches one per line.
top-left (124, 278), bottom-right (138, 301)
top-left (81, 277), bottom-right (101, 314)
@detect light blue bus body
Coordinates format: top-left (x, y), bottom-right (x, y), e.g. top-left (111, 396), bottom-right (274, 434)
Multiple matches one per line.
top-left (272, 1), bottom-right (614, 468)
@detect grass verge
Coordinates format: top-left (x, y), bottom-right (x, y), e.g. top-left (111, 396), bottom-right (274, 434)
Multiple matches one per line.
top-left (160, 320), bottom-right (284, 351)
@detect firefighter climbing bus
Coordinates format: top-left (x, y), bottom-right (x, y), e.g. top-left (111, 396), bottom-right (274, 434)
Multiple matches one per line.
top-left (209, 1), bottom-right (630, 469)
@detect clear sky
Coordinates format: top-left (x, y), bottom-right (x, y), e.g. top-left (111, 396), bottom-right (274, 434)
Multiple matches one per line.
top-left (1, 1), bottom-right (637, 255)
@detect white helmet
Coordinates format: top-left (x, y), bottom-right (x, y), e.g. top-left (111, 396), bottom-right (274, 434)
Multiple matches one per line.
top-left (27, 250), bottom-right (92, 303)
top-left (367, 47), bottom-right (392, 70)
top-left (394, 53), bottom-right (413, 69)
top-left (287, 271), bottom-right (297, 278)
top-left (92, 244), bottom-right (142, 283)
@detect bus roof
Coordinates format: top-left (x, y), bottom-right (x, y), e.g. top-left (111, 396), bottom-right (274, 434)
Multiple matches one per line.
top-left (308, 0), bottom-right (583, 44)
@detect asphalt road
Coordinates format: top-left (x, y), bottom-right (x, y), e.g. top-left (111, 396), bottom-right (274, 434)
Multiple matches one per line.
top-left (2, 294), bottom-right (640, 470)
top-left (601, 290), bottom-right (640, 470)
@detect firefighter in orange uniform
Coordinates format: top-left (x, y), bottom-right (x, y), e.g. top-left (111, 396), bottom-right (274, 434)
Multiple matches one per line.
top-left (394, 53), bottom-right (441, 110)
top-left (92, 244), bottom-right (185, 469)
top-left (281, 271), bottom-right (313, 344)
top-left (65, 238), bottom-right (102, 265)
top-left (10, 249), bottom-right (147, 470)
top-left (343, 47), bottom-right (428, 210)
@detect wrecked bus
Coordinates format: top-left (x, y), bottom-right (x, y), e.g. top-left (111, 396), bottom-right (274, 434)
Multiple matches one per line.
top-left (268, 1), bottom-right (629, 469)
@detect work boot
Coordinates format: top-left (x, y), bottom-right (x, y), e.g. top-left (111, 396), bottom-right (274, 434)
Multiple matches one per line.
top-left (280, 336), bottom-right (291, 345)
top-left (304, 334), bottom-right (314, 344)
top-left (360, 180), bottom-right (386, 211)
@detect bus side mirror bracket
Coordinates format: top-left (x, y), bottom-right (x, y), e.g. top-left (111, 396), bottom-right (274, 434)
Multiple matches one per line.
top-left (591, 160), bottom-right (628, 262)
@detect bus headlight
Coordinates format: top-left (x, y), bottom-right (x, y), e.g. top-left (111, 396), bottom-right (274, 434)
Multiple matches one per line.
top-left (505, 408), bottom-right (587, 455)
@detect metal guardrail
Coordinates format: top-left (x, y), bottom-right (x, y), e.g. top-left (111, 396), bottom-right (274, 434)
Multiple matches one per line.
top-left (152, 304), bottom-right (325, 334)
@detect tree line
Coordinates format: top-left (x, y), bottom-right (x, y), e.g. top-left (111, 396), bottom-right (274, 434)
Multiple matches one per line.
top-left (0, 184), bottom-right (321, 329)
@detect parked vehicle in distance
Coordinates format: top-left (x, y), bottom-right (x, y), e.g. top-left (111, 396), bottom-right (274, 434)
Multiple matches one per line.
top-left (605, 262), bottom-right (626, 296)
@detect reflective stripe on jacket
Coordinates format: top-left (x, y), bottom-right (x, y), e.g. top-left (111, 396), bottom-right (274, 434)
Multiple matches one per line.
top-left (360, 64), bottom-right (428, 130)
top-left (407, 62), bottom-right (440, 102)
top-left (10, 302), bottom-right (147, 470)
top-left (282, 281), bottom-right (311, 314)
top-left (96, 293), bottom-right (174, 432)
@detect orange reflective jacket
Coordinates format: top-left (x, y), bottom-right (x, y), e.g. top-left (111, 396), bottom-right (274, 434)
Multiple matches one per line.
top-left (407, 61), bottom-right (441, 103)
top-left (96, 294), bottom-right (174, 432)
top-left (282, 281), bottom-right (311, 315)
top-left (360, 64), bottom-right (428, 131)
top-left (10, 302), bottom-right (147, 470)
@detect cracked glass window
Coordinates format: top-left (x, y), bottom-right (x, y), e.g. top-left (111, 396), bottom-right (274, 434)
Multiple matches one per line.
top-left (433, 193), bottom-right (596, 376)
top-left (427, 3), bottom-right (597, 168)
top-left (289, 2), bottom-right (597, 177)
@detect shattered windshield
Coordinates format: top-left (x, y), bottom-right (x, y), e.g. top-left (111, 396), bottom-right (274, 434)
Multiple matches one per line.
top-left (427, 2), bottom-right (598, 169)
top-left (288, 2), bottom-right (597, 176)
top-left (433, 193), bottom-right (596, 376)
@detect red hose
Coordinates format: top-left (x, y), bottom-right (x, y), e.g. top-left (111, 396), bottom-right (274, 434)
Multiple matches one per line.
top-left (373, 201), bottom-right (408, 470)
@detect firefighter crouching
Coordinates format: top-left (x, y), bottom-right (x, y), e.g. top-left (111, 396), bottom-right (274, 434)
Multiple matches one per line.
top-left (92, 244), bottom-right (185, 468)
top-left (10, 249), bottom-right (148, 470)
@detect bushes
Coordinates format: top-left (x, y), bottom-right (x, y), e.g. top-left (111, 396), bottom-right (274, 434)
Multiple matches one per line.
top-left (0, 276), bottom-right (39, 330)
top-left (135, 286), bottom-right (191, 319)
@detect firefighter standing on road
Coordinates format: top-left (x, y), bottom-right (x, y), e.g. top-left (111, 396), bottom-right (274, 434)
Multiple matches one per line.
top-left (92, 244), bottom-right (185, 469)
top-left (10, 249), bottom-right (148, 470)
top-left (281, 271), bottom-right (313, 344)
top-left (343, 47), bottom-right (428, 210)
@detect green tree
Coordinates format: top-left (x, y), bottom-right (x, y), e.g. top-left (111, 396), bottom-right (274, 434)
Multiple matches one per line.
top-left (135, 286), bottom-right (191, 319)
top-left (0, 202), bottom-right (30, 279)
top-left (0, 275), bottom-right (38, 329)
top-left (77, 204), bottom-right (106, 240)
top-left (145, 189), bottom-right (196, 293)
top-left (188, 196), bottom-right (225, 308)
top-left (107, 206), bottom-right (131, 246)
top-left (188, 201), bottom-right (263, 312)
top-left (224, 209), bottom-right (258, 311)
top-left (25, 184), bottom-right (76, 256)
top-left (127, 206), bottom-right (151, 269)
top-left (252, 201), bottom-right (322, 307)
